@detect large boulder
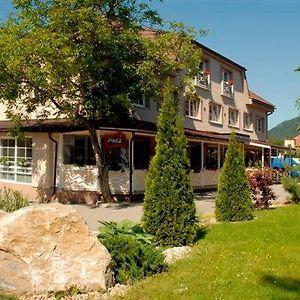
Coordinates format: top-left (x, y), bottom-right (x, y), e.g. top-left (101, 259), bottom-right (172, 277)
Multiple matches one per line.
top-left (0, 203), bottom-right (112, 295)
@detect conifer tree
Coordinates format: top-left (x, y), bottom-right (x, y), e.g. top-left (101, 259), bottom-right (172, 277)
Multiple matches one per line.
top-left (143, 82), bottom-right (198, 246)
top-left (215, 133), bottom-right (254, 222)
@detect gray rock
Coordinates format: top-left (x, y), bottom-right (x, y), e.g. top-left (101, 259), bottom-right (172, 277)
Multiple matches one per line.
top-left (163, 246), bottom-right (191, 264)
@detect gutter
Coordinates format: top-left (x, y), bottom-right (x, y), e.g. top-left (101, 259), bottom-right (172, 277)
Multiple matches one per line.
top-left (129, 132), bottom-right (134, 199)
top-left (48, 132), bottom-right (58, 196)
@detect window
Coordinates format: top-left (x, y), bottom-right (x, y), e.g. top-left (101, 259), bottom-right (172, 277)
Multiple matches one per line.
top-left (220, 144), bottom-right (228, 168)
top-left (106, 148), bottom-right (129, 171)
top-left (195, 59), bottom-right (210, 88)
top-left (0, 138), bottom-right (32, 183)
top-left (134, 94), bottom-right (147, 108)
top-left (187, 144), bottom-right (202, 172)
top-left (204, 144), bottom-right (218, 170)
top-left (243, 113), bottom-right (253, 130)
top-left (185, 98), bottom-right (201, 119)
top-left (209, 103), bottom-right (222, 124)
top-left (64, 135), bottom-right (95, 166)
top-left (134, 138), bottom-right (152, 169)
top-left (256, 117), bottom-right (265, 133)
top-left (228, 108), bottom-right (239, 127)
top-left (221, 69), bottom-right (234, 98)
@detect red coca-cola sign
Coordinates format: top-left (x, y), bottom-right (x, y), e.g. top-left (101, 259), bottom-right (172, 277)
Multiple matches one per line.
top-left (103, 132), bottom-right (128, 149)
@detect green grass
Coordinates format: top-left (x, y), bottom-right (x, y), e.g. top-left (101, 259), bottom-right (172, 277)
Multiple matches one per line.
top-left (117, 205), bottom-right (300, 300)
top-left (0, 294), bottom-right (18, 300)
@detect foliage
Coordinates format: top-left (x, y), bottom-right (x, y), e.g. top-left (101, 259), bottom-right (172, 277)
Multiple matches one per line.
top-left (281, 175), bottom-right (300, 203)
top-left (119, 205), bottom-right (300, 300)
top-left (98, 221), bottom-right (166, 284)
top-left (268, 137), bottom-right (284, 146)
top-left (99, 221), bottom-right (154, 244)
top-left (215, 133), bottom-right (253, 222)
top-left (0, 293), bottom-right (18, 300)
top-left (246, 167), bottom-right (276, 209)
top-left (143, 83), bottom-right (198, 247)
top-left (268, 116), bottom-right (300, 140)
top-left (52, 286), bottom-right (82, 300)
top-left (0, 0), bottom-right (201, 202)
top-left (0, 187), bottom-right (29, 212)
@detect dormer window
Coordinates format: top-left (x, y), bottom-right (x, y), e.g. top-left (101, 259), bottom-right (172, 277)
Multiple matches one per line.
top-left (195, 59), bottom-right (210, 89)
top-left (221, 69), bottom-right (234, 98)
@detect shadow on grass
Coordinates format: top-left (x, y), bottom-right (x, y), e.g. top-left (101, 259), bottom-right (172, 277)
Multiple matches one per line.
top-left (195, 225), bottom-right (208, 241)
top-left (262, 274), bottom-right (300, 293)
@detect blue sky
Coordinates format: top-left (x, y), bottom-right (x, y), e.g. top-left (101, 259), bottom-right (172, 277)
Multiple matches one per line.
top-left (1, 0), bottom-right (299, 129)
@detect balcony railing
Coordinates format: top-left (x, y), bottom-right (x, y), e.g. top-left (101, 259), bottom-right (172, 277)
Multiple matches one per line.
top-left (195, 72), bottom-right (210, 88)
top-left (222, 81), bottom-right (234, 97)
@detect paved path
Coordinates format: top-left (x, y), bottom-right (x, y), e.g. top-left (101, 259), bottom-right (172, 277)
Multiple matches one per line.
top-left (72, 184), bottom-right (289, 232)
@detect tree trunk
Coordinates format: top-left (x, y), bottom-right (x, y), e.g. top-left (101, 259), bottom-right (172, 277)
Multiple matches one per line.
top-left (87, 122), bottom-right (115, 203)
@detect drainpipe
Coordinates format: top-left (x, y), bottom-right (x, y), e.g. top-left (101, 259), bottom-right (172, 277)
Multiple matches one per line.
top-left (48, 132), bottom-right (58, 196)
top-left (129, 132), bottom-right (134, 200)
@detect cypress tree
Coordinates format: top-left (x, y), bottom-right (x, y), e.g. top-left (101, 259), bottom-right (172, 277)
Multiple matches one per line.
top-left (143, 83), bottom-right (198, 246)
top-left (215, 133), bottom-right (254, 222)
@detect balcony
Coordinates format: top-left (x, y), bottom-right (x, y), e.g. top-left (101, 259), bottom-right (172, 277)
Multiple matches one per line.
top-left (195, 71), bottom-right (210, 89)
top-left (222, 80), bottom-right (234, 98)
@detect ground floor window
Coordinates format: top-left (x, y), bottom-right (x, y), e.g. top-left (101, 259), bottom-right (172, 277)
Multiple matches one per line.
top-left (106, 148), bottom-right (129, 171)
top-left (220, 144), bottom-right (228, 167)
top-left (134, 137), bottom-right (155, 170)
top-left (64, 135), bottom-right (95, 166)
top-left (204, 144), bottom-right (218, 170)
top-left (188, 144), bottom-right (202, 172)
top-left (0, 137), bottom-right (32, 183)
top-left (64, 134), bottom-right (129, 171)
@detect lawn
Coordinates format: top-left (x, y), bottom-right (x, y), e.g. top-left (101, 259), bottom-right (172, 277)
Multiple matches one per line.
top-left (117, 205), bottom-right (300, 300)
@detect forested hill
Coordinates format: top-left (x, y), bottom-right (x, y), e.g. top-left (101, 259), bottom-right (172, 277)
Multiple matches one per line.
top-left (268, 116), bottom-right (300, 140)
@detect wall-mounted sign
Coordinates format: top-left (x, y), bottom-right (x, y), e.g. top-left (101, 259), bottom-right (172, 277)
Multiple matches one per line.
top-left (103, 132), bottom-right (128, 149)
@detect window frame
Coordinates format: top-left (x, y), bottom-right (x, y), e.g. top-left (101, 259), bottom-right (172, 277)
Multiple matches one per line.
top-left (63, 135), bottom-right (96, 166)
top-left (221, 68), bottom-right (234, 98)
top-left (195, 59), bottom-right (210, 89)
top-left (243, 112), bottom-right (253, 131)
top-left (185, 98), bottom-right (202, 120)
top-left (256, 116), bottom-right (265, 133)
top-left (209, 102), bottom-right (223, 125)
top-left (0, 137), bottom-right (32, 184)
top-left (228, 108), bottom-right (239, 128)
top-left (134, 94), bottom-right (147, 108)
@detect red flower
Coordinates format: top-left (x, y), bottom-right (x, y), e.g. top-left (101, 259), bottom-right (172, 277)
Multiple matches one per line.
top-left (228, 79), bottom-right (234, 86)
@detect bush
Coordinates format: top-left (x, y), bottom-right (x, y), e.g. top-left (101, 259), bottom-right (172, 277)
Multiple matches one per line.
top-left (247, 168), bottom-right (276, 209)
top-left (143, 83), bottom-right (198, 246)
top-left (282, 176), bottom-right (300, 203)
top-left (216, 133), bottom-right (253, 222)
top-left (98, 222), bottom-right (166, 284)
top-left (0, 187), bottom-right (29, 212)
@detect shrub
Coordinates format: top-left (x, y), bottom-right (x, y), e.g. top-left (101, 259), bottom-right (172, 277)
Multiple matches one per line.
top-left (247, 168), bottom-right (276, 209)
top-left (282, 176), bottom-right (300, 203)
top-left (215, 133), bottom-right (253, 222)
top-left (0, 187), bottom-right (29, 212)
top-left (98, 222), bottom-right (166, 284)
top-left (143, 83), bottom-right (198, 246)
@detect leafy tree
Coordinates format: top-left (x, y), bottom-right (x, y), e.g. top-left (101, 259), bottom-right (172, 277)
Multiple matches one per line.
top-left (0, 0), bottom-right (201, 202)
top-left (216, 133), bottom-right (253, 222)
top-left (143, 81), bottom-right (198, 246)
